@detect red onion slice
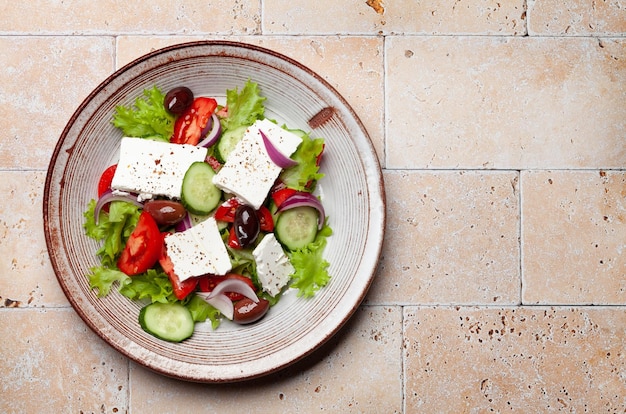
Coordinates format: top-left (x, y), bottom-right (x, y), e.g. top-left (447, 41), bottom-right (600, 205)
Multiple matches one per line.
top-left (197, 292), bottom-right (234, 320)
top-left (208, 278), bottom-right (259, 303)
top-left (197, 113), bottom-right (221, 148)
top-left (276, 191), bottom-right (325, 230)
top-left (94, 189), bottom-right (143, 224)
top-left (200, 113), bottom-right (213, 136)
top-left (260, 129), bottom-right (298, 169)
top-left (196, 278), bottom-right (259, 320)
top-left (173, 212), bottom-right (194, 232)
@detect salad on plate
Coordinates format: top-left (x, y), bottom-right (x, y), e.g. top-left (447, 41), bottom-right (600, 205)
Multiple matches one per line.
top-left (83, 80), bottom-right (332, 342)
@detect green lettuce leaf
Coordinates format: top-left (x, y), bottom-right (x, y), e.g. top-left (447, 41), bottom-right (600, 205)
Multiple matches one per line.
top-left (87, 266), bottom-right (130, 297)
top-left (184, 294), bottom-right (222, 330)
top-left (221, 80), bottom-right (266, 132)
top-left (280, 132), bottom-right (325, 191)
top-left (288, 223), bottom-right (332, 298)
top-left (83, 200), bottom-right (141, 268)
top-left (112, 86), bottom-right (175, 141)
top-left (118, 269), bottom-right (176, 303)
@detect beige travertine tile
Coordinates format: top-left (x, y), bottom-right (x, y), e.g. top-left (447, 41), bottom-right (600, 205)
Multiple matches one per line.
top-left (0, 171), bottom-right (67, 307)
top-left (263, 0), bottom-right (384, 34)
top-left (0, 36), bottom-right (114, 170)
top-left (367, 170), bottom-right (520, 305)
top-left (380, 0), bottom-right (527, 35)
top-left (404, 306), bottom-right (626, 412)
top-left (386, 36), bottom-right (626, 170)
top-left (528, 0), bottom-right (626, 35)
top-left (522, 170), bottom-right (626, 305)
top-left (263, 0), bottom-right (527, 35)
top-left (0, 1), bottom-right (260, 34)
top-left (116, 35), bottom-right (385, 165)
top-left (0, 308), bottom-right (128, 413)
top-left (130, 306), bottom-right (402, 413)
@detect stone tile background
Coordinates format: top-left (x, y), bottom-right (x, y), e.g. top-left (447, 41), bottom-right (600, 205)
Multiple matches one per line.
top-left (1, 1), bottom-right (624, 413)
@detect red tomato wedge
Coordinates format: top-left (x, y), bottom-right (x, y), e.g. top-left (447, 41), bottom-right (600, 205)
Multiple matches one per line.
top-left (214, 197), bottom-right (240, 222)
top-left (206, 155), bottom-right (222, 172)
top-left (97, 164), bottom-right (117, 197)
top-left (171, 97), bottom-right (218, 145)
top-left (316, 143), bottom-right (325, 166)
top-left (117, 211), bottom-right (162, 276)
top-left (271, 187), bottom-right (297, 208)
top-left (198, 273), bottom-right (256, 301)
top-left (159, 233), bottom-right (198, 300)
top-left (227, 227), bottom-right (241, 249)
top-left (257, 206), bottom-right (274, 232)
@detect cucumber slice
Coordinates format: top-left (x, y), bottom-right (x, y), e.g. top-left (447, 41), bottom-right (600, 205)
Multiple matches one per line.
top-left (181, 162), bottom-right (222, 215)
top-left (139, 302), bottom-right (194, 342)
top-left (275, 206), bottom-right (319, 250)
top-left (216, 125), bottom-right (248, 163)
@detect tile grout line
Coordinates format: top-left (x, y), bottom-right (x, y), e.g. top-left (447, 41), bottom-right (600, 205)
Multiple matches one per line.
top-left (399, 303), bottom-right (406, 414)
top-left (518, 169), bottom-right (524, 306)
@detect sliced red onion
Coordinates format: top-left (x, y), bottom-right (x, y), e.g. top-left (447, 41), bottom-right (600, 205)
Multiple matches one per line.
top-left (198, 113), bottom-right (221, 148)
top-left (196, 278), bottom-right (259, 320)
top-left (276, 191), bottom-right (325, 230)
top-left (200, 113), bottom-right (213, 135)
top-left (197, 292), bottom-right (234, 320)
top-left (260, 129), bottom-right (298, 169)
top-left (94, 189), bottom-right (143, 224)
top-left (174, 212), bottom-right (194, 232)
top-left (208, 278), bottom-right (259, 303)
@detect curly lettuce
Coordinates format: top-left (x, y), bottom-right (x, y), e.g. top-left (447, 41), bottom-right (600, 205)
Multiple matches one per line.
top-left (220, 80), bottom-right (266, 132)
top-left (112, 86), bottom-right (175, 141)
top-left (288, 223), bottom-right (332, 298)
top-left (280, 131), bottom-right (325, 191)
top-left (83, 200), bottom-right (141, 269)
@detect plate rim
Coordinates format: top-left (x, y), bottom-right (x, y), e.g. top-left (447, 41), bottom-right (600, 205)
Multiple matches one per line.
top-left (43, 40), bottom-right (386, 382)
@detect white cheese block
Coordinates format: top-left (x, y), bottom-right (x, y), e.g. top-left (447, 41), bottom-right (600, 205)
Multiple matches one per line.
top-left (253, 233), bottom-right (295, 297)
top-left (111, 137), bottom-right (207, 199)
top-left (212, 119), bottom-right (302, 210)
top-left (164, 217), bottom-right (232, 281)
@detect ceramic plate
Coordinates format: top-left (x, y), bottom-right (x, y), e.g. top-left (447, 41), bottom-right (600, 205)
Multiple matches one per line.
top-left (44, 41), bottom-right (385, 383)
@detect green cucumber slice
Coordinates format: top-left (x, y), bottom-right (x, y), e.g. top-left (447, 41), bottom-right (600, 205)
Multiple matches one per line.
top-left (275, 206), bottom-right (319, 250)
top-left (216, 125), bottom-right (248, 163)
top-left (181, 162), bottom-right (221, 215)
top-left (138, 302), bottom-right (194, 342)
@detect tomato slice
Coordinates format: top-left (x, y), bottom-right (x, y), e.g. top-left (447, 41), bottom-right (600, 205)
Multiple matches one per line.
top-left (171, 97), bottom-right (218, 145)
top-left (198, 273), bottom-right (256, 301)
top-left (257, 206), bottom-right (274, 232)
top-left (159, 233), bottom-right (198, 300)
top-left (271, 187), bottom-right (297, 208)
top-left (206, 155), bottom-right (222, 172)
top-left (97, 164), bottom-right (117, 197)
top-left (316, 143), bottom-right (325, 167)
top-left (214, 197), bottom-right (241, 222)
top-left (227, 226), bottom-right (241, 249)
top-left (117, 211), bottom-right (162, 276)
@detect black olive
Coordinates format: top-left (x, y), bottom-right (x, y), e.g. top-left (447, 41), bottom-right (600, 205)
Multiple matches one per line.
top-left (164, 86), bottom-right (194, 115)
top-left (233, 205), bottom-right (260, 248)
top-left (143, 200), bottom-right (186, 226)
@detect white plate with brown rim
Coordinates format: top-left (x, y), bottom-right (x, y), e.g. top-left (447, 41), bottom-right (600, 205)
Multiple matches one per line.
top-left (44, 41), bottom-right (385, 383)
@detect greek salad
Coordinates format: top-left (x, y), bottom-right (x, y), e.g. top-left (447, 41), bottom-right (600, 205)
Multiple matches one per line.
top-left (83, 81), bottom-right (332, 342)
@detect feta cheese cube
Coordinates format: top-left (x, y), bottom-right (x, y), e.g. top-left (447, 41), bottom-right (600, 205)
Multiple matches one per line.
top-left (212, 119), bottom-right (302, 210)
top-left (253, 233), bottom-right (295, 296)
top-left (111, 137), bottom-right (207, 199)
top-left (164, 217), bottom-right (232, 281)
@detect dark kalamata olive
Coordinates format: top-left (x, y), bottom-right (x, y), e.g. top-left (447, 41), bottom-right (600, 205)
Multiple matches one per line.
top-left (233, 204), bottom-right (260, 248)
top-left (233, 298), bottom-right (270, 324)
top-left (164, 86), bottom-right (194, 115)
top-left (143, 200), bottom-right (187, 226)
